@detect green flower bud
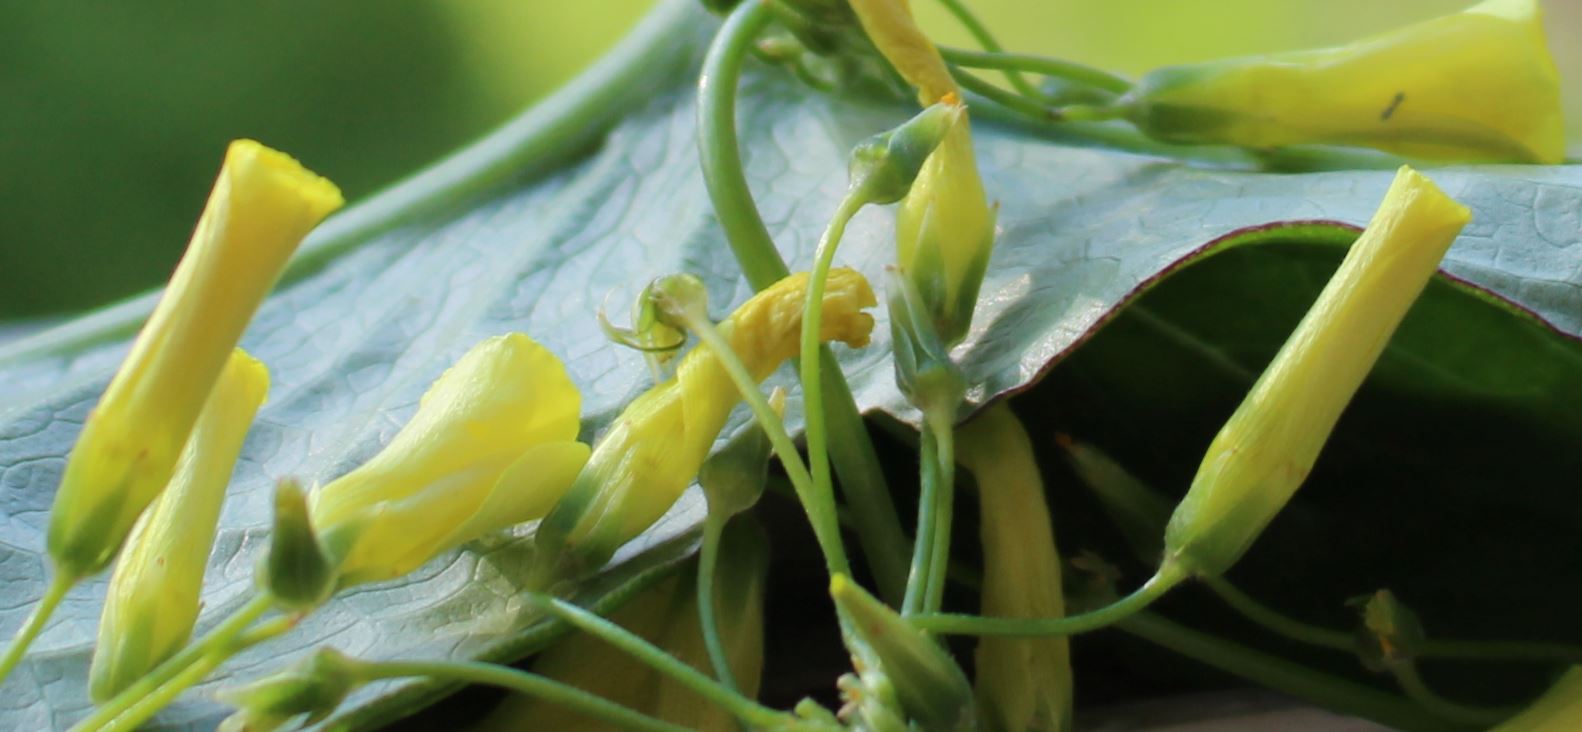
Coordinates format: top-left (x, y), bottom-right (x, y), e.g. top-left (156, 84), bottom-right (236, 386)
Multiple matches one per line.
top-left (830, 574), bottom-right (974, 730)
top-left (218, 648), bottom-right (362, 732)
top-left (262, 479), bottom-right (335, 612)
top-left (849, 102), bottom-right (961, 205)
top-left (698, 389), bottom-right (784, 518)
top-left (1489, 667), bottom-right (1582, 731)
top-left (1163, 167), bottom-right (1470, 578)
top-left (1351, 590), bottom-right (1426, 672)
top-left (885, 269), bottom-right (965, 418)
top-left (89, 349), bottom-right (269, 702)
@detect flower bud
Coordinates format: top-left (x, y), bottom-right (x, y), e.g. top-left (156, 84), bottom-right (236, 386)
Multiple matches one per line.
top-left (49, 140), bottom-right (341, 580)
top-left (218, 648), bottom-right (362, 732)
top-left (1163, 167), bottom-right (1470, 578)
top-left (886, 270), bottom-right (965, 417)
top-left (1123, 0), bottom-right (1564, 163)
top-left (831, 574), bottom-right (974, 730)
top-left (896, 121), bottom-right (996, 346)
top-left (1489, 667), bottom-right (1582, 731)
top-left (535, 270), bottom-right (875, 579)
top-left (958, 406), bottom-right (1072, 732)
top-left (1351, 589), bottom-right (1426, 671)
top-left (850, 101), bottom-right (962, 205)
top-left (88, 349), bottom-right (269, 702)
top-left (262, 479), bottom-right (335, 612)
top-left (310, 333), bottom-right (589, 586)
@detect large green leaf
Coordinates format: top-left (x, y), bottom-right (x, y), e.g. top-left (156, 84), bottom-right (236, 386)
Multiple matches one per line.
top-left (3, 0), bottom-right (1581, 728)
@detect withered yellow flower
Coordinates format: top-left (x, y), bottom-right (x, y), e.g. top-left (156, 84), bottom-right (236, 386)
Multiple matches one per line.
top-left (89, 349), bottom-right (269, 701)
top-left (535, 269), bottom-right (876, 577)
top-left (958, 405), bottom-right (1071, 732)
top-left (49, 140), bottom-right (341, 579)
top-left (310, 334), bottom-right (589, 586)
top-left (1125, 0), bottom-right (1564, 163)
top-left (1164, 167), bottom-right (1470, 578)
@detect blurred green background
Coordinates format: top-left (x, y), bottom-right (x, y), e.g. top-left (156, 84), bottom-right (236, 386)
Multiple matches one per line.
top-left (3, 0), bottom-right (1577, 319)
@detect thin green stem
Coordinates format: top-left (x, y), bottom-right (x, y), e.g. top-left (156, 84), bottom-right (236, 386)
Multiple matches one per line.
top-left (696, 515), bottom-right (739, 693)
top-left (533, 595), bottom-right (792, 729)
top-left (1389, 661), bottom-right (1517, 728)
top-left (902, 426), bottom-right (941, 617)
top-left (699, 0), bottom-right (910, 604)
top-left (951, 66), bottom-right (1053, 120)
top-left (939, 46), bottom-right (1132, 94)
top-left (930, 0), bottom-right (1044, 100)
top-left (0, 572), bottom-right (72, 685)
top-left (680, 311), bottom-right (849, 576)
top-left (359, 660), bottom-right (692, 732)
top-left (798, 189), bottom-right (868, 578)
top-left (921, 411), bottom-right (955, 615)
top-left (1201, 575), bottom-right (1355, 652)
top-left (72, 594), bottom-right (274, 732)
top-left (1117, 612), bottom-right (1452, 732)
top-left (100, 650), bottom-right (228, 732)
top-left (912, 562), bottom-right (1187, 636)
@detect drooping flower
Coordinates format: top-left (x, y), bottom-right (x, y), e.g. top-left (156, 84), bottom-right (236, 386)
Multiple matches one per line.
top-left (1123, 0), bottom-right (1565, 163)
top-left (535, 269), bottom-right (876, 578)
top-left (49, 140), bottom-right (341, 579)
top-left (1164, 167), bottom-right (1471, 578)
top-left (958, 405), bottom-right (1072, 732)
top-left (309, 333), bottom-right (589, 586)
top-left (89, 349), bottom-right (269, 702)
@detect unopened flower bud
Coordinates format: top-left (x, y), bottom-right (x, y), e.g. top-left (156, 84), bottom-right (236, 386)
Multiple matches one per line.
top-left (849, 101), bottom-right (962, 205)
top-left (1163, 167), bottom-right (1470, 578)
top-left (1123, 0), bottom-right (1563, 163)
top-left (886, 270), bottom-right (965, 417)
top-left (218, 648), bottom-right (362, 732)
top-left (831, 574), bottom-right (974, 730)
top-left (89, 349), bottom-right (269, 701)
top-left (262, 479), bottom-right (335, 612)
top-left (49, 140), bottom-right (340, 580)
top-left (1351, 590), bottom-right (1426, 671)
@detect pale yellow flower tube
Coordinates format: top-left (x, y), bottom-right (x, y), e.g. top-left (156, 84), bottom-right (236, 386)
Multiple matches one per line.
top-left (89, 349), bottom-right (269, 702)
top-left (958, 405), bottom-right (1072, 732)
top-left (1125, 0), bottom-right (1565, 163)
top-left (48, 140), bottom-right (342, 579)
top-left (1489, 667), bottom-right (1582, 731)
top-left (310, 333), bottom-right (589, 586)
top-left (535, 269), bottom-right (876, 578)
top-left (1164, 167), bottom-right (1471, 578)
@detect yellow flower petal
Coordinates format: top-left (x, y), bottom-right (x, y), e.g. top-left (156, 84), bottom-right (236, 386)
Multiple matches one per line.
top-left (49, 140), bottom-right (340, 579)
top-left (89, 349), bottom-right (269, 701)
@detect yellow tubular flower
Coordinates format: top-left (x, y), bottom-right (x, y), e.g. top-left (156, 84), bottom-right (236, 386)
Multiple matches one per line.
top-left (536, 269), bottom-right (876, 578)
top-left (847, 0), bottom-right (956, 105)
top-left (1163, 167), bottom-right (1470, 578)
top-left (88, 349), bottom-right (269, 702)
top-left (310, 333), bottom-right (589, 587)
top-left (1489, 667), bottom-right (1582, 731)
top-left (1125, 0), bottom-right (1564, 163)
top-left (48, 140), bottom-right (342, 579)
top-left (958, 405), bottom-right (1071, 732)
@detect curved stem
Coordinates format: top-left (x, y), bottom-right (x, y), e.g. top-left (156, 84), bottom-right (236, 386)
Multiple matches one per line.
top-left (1118, 612), bottom-right (1452, 732)
top-left (938, 46), bottom-right (1132, 94)
top-left (0, 572), bottom-right (72, 685)
top-left (798, 190), bottom-right (868, 577)
top-left (680, 311), bottom-right (849, 576)
top-left (951, 66), bottom-right (1052, 120)
top-left (534, 595), bottom-right (792, 730)
top-left (360, 660), bottom-right (692, 732)
top-left (902, 425), bottom-right (942, 617)
top-left (696, 515), bottom-right (739, 693)
top-left (72, 594), bottom-right (274, 732)
top-left (1201, 575), bottom-right (1355, 652)
top-left (699, 0), bottom-right (910, 604)
top-left (912, 562), bottom-right (1187, 636)
top-left (1389, 661), bottom-right (1518, 728)
top-left (930, 0), bottom-right (1044, 100)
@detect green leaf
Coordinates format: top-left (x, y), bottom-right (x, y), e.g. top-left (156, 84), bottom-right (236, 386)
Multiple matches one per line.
top-left (3, 0), bottom-right (1582, 727)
